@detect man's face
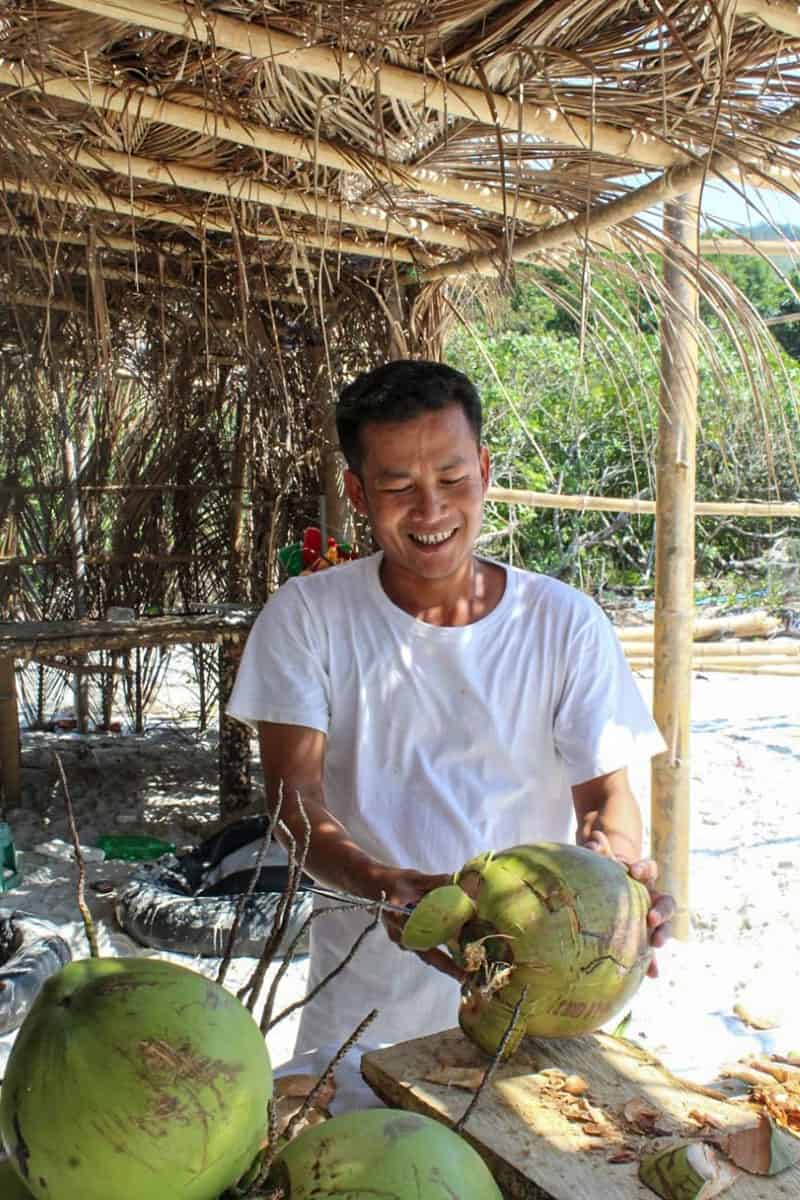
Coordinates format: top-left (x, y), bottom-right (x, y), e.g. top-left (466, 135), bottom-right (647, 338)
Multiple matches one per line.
top-left (343, 403), bottom-right (490, 582)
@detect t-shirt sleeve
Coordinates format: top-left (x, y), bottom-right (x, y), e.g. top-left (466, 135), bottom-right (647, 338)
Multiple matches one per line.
top-left (226, 581), bottom-right (330, 732)
top-left (553, 604), bottom-right (666, 786)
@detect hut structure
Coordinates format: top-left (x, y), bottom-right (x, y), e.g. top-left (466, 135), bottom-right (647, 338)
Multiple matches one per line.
top-left (2, 0), bottom-right (800, 937)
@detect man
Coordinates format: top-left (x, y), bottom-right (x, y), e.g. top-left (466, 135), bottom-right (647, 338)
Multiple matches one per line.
top-left (229, 359), bottom-right (673, 1059)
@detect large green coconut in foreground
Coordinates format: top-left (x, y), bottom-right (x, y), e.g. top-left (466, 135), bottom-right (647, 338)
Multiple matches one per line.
top-left (0, 957), bottom-right (272, 1200)
top-left (0, 1156), bottom-right (34, 1199)
top-left (268, 1108), bottom-right (503, 1200)
top-left (403, 842), bottom-right (652, 1056)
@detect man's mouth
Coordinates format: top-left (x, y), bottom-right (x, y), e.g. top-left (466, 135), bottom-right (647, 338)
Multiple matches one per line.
top-left (408, 528), bottom-right (457, 547)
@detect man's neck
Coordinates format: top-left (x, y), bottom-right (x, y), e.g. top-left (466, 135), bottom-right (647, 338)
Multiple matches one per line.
top-left (379, 556), bottom-right (504, 627)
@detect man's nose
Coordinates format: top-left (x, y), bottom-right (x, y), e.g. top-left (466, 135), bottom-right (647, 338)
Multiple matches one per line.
top-left (412, 486), bottom-right (445, 520)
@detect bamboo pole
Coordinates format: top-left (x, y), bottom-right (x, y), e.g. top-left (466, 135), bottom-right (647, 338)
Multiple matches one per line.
top-left (0, 63), bottom-right (548, 226)
top-left (629, 661), bottom-right (800, 675)
top-left (0, 175), bottom-right (418, 264)
top-left (62, 144), bottom-right (479, 253)
top-left (485, 486), bottom-right (800, 519)
top-left (0, 615), bottom-right (255, 659)
top-left (627, 638), bottom-right (800, 658)
top-left (0, 657), bottom-right (21, 809)
top-left (627, 655), bottom-right (800, 668)
top-left (617, 611), bottom-right (783, 642)
top-left (736, 0), bottom-right (800, 37)
top-left (55, 384), bottom-right (91, 734)
top-left (49, 0), bottom-right (677, 170)
top-left (652, 195), bottom-right (700, 942)
top-left (219, 380), bottom-right (252, 812)
top-left (698, 238), bottom-right (799, 258)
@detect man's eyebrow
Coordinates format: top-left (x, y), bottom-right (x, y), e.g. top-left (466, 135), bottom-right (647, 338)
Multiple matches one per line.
top-left (374, 457), bottom-right (467, 482)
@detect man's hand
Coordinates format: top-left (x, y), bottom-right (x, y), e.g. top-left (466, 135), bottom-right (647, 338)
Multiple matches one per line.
top-left (374, 867), bottom-right (467, 984)
top-left (581, 830), bottom-right (675, 977)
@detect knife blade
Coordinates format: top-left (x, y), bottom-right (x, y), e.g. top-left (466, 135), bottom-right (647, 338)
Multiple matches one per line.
top-left (299, 883), bottom-right (413, 916)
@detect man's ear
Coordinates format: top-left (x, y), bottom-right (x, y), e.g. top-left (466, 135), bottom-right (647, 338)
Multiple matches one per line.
top-left (343, 469), bottom-right (369, 516)
top-left (479, 446), bottom-right (491, 493)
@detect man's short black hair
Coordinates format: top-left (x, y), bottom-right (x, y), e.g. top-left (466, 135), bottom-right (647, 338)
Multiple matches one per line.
top-left (336, 359), bottom-right (482, 475)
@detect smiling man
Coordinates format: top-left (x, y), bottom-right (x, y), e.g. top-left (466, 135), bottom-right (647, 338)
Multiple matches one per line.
top-left (228, 359), bottom-right (672, 1060)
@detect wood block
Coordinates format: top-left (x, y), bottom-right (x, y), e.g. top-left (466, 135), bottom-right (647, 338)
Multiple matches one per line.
top-left (361, 1028), bottom-right (800, 1200)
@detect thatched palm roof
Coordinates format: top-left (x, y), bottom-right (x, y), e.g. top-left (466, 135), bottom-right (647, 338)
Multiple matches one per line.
top-left (1, 0), bottom-right (799, 290)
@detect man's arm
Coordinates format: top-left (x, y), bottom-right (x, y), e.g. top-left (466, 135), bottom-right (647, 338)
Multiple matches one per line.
top-left (572, 766), bottom-right (642, 864)
top-left (572, 767), bottom-right (674, 973)
top-left (257, 721), bottom-right (462, 978)
top-left (258, 720), bottom-right (393, 899)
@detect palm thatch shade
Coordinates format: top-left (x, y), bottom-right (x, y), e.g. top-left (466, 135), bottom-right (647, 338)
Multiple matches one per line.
top-left (1, 1), bottom-right (799, 849)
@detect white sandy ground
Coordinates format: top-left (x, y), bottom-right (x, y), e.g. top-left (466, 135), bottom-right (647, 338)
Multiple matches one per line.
top-left (1, 658), bottom-right (799, 1112)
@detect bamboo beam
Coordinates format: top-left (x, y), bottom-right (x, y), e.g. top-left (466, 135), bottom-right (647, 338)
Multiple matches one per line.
top-left (630, 638), bottom-right (800, 659)
top-left (0, 657), bottom-right (21, 808)
top-left (0, 175), bottom-right (418, 263)
top-left (2, 252), bottom-right (321, 307)
top-left (699, 238), bottom-right (800, 258)
top-left (652, 195), bottom-right (700, 943)
top-left (486, 486), bottom-right (800, 519)
top-left (0, 614), bottom-right (255, 659)
top-left (628, 661), bottom-right (800, 675)
top-left (49, 0), bottom-right (677, 170)
top-left (0, 62), bottom-right (548, 226)
top-left (62, 144), bottom-right (481, 254)
top-left (419, 100), bottom-right (800, 281)
top-left (617, 611), bottom-right (783, 642)
top-left (1, 291), bottom-right (85, 314)
top-left (737, 0), bottom-right (800, 37)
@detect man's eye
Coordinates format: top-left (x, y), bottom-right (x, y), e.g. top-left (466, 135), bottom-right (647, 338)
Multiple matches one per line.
top-left (383, 484), bottom-right (413, 494)
top-left (442, 476), bottom-right (467, 486)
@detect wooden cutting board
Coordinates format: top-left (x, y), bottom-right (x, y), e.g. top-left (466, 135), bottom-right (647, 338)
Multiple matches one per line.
top-left (361, 1028), bottom-right (800, 1200)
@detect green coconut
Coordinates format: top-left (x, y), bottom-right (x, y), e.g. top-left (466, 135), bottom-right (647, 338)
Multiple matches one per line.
top-left (0, 956), bottom-right (272, 1200)
top-left (401, 884), bottom-right (477, 951)
top-left (0, 1156), bottom-right (34, 1199)
top-left (267, 1108), bottom-right (503, 1200)
top-left (455, 843), bottom-right (653, 1054)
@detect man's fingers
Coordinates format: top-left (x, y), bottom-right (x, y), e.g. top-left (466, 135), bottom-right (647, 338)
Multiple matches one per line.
top-left (629, 858), bottom-right (659, 886)
top-left (416, 946), bottom-right (466, 983)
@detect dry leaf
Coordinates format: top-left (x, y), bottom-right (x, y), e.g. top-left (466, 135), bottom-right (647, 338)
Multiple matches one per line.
top-left (688, 1110), bottom-right (726, 1131)
top-left (733, 1002), bottom-right (780, 1031)
top-left (564, 1074), bottom-right (590, 1096)
top-left (608, 1149), bottom-right (639, 1164)
top-left (582, 1122), bottom-right (607, 1137)
top-left (274, 1071), bottom-right (336, 1109)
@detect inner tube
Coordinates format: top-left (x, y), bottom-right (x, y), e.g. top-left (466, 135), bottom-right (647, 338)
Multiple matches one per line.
top-left (0, 913), bottom-right (72, 1036)
top-left (114, 816), bottom-right (314, 959)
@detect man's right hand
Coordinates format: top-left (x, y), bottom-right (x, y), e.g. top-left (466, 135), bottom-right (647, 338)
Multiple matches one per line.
top-left (372, 867), bottom-right (467, 984)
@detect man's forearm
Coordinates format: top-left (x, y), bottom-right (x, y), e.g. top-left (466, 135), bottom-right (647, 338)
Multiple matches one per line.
top-left (270, 785), bottom-right (393, 900)
top-left (576, 807), bottom-right (642, 864)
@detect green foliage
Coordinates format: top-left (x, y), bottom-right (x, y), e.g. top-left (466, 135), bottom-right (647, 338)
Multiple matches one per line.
top-left (446, 261), bottom-right (800, 596)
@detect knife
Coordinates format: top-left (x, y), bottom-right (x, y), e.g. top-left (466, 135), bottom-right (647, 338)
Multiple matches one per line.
top-left (299, 883), bottom-right (413, 916)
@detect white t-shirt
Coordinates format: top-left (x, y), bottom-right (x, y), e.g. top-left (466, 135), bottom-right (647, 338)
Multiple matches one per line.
top-left (228, 552), bottom-right (665, 1053)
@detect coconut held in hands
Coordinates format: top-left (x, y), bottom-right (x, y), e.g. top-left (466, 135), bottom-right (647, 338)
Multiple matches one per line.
top-left (402, 842), bottom-right (652, 1056)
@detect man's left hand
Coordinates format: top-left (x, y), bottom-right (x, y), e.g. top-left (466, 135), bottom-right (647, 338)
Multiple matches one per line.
top-left (582, 831), bottom-right (675, 977)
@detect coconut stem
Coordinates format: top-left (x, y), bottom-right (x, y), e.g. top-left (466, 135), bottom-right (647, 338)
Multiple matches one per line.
top-left (54, 750), bottom-right (100, 958)
top-left (455, 985), bottom-right (529, 1134)
top-left (250, 1009), bottom-right (379, 1195)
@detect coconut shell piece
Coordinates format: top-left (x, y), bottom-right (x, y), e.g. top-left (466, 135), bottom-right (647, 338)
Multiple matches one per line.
top-left (401, 884), bottom-right (477, 951)
top-left (639, 1142), bottom-right (738, 1200)
top-left (717, 1113), bottom-right (800, 1175)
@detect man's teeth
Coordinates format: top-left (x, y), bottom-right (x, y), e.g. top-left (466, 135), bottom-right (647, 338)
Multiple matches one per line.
top-left (410, 529), bottom-right (455, 545)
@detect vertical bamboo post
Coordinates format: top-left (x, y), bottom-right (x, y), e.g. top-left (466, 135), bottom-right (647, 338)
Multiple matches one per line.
top-left (652, 195), bottom-right (699, 941)
top-left (0, 658), bottom-right (21, 809)
top-left (55, 384), bottom-right (90, 734)
top-left (219, 383), bottom-right (253, 813)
